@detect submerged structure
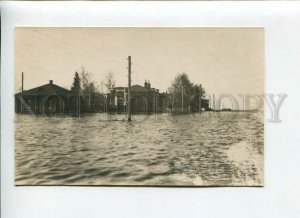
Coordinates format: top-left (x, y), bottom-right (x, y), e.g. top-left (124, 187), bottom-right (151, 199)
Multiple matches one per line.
top-left (15, 80), bottom-right (84, 115)
top-left (109, 80), bottom-right (210, 114)
top-left (15, 79), bottom-right (209, 114)
top-left (109, 80), bottom-right (168, 113)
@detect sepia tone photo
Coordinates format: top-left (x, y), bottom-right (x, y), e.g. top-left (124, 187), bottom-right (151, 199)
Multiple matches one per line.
top-left (15, 27), bottom-right (264, 186)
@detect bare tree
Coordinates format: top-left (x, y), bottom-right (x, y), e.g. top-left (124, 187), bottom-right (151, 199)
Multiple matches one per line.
top-left (80, 66), bottom-right (99, 110)
top-left (104, 72), bottom-right (116, 93)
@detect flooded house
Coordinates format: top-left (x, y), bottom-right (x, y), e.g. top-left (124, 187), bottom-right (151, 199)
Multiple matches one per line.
top-left (109, 80), bottom-right (210, 114)
top-left (15, 80), bottom-right (84, 115)
top-left (109, 80), bottom-right (172, 114)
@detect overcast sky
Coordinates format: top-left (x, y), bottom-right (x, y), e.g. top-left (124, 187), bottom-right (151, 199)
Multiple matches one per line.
top-left (16, 27), bottom-right (264, 107)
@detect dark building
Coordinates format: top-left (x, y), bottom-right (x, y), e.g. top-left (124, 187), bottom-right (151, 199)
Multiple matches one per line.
top-left (15, 80), bottom-right (84, 115)
top-left (166, 95), bottom-right (210, 113)
top-left (109, 80), bottom-right (172, 114)
top-left (201, 99), bottom-right (209, 111)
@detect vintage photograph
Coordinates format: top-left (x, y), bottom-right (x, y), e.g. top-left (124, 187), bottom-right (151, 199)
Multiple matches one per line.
top-left (15, 27), bottom-right (264, 186)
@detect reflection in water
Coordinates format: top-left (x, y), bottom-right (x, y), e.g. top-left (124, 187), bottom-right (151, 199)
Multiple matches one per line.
top-left (15, 112), bottom-right (263, 186)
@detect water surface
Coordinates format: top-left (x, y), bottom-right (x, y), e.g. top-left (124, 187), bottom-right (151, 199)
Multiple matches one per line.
top-left (15, 112), bottom-right (264, 186)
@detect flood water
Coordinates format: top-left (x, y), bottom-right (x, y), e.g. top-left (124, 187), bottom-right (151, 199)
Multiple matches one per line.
top-left (15, 112), bottom-right (264, 186)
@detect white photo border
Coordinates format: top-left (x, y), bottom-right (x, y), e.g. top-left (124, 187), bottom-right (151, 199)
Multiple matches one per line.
top-left (1, 1), bottom-right (300, 218)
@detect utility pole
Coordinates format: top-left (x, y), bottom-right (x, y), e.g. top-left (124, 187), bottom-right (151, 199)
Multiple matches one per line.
top-left (213, 93), bottom-right (215, 112)
top-left (124, 88), bottom-right (127, 113)
top-left (128, 56), bottom-right (132, 121)
top-left (101, 81), bottom-right (105, 113)
top-left (181, 83), bottom-right (184, 112)
top-left (21, 72), bottom-right (24, 113)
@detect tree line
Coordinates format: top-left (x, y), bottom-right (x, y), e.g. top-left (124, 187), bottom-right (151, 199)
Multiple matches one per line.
top-left (70, 67), bottom-right (116, 112)
top-left (167, 73), bottom-right (206, 111)
top-left (70, 67), bottom-right (206, 112)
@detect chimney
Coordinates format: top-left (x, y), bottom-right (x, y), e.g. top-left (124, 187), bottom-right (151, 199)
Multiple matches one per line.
top-left (144, 80), bottom-right (147, 88)
top-left (148, 80), bottom-right (151, 89)
top-left (49, 80), bottom-right (53, 84)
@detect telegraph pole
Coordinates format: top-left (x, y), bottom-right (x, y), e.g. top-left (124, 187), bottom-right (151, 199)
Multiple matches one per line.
top-left (181, 83), bottom-right (184, 112)
top-left (128, 56), bottom-right (132, 121)
top-left (21, 72), bottom-right (24, 113)
top-left (213, 93), bottom-right (215, 112)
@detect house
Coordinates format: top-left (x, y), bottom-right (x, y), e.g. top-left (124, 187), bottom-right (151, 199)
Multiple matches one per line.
top-left (109, 80), bottom-right (209, 114)
top-left (15, 80), bottom-right (82, 114)
top-left (109, 80), bottom-right (171, 114)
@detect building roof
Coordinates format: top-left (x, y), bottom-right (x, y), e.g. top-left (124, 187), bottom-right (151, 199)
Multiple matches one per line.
top-left (131, 85), bottom-right (152, 92)
top-left (15, 81), bottom-right (72, 96)
top-left (114, 85), bottom-right (156, 92)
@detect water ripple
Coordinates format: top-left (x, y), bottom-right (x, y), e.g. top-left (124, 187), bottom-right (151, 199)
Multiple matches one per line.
top-left (15, 112), bottom-right (264, 186)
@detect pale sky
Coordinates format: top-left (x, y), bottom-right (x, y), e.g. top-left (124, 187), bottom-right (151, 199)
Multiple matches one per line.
top-left (15, 27), bottom-right (264, 107)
